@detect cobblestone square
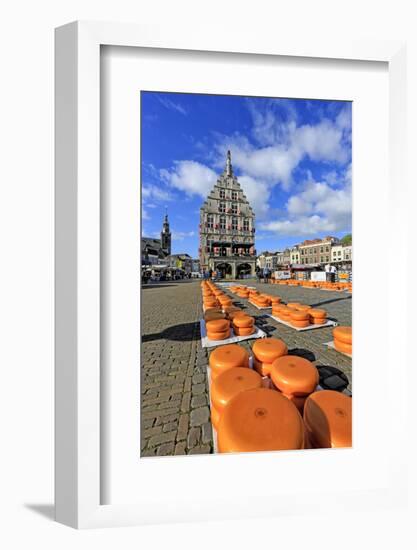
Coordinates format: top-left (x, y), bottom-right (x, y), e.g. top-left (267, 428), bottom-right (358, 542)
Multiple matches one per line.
top-left (141, 279), bottom-right (352, 457)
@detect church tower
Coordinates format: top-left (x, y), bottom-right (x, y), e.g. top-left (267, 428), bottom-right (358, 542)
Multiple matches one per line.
top-left (161, 210), bottom-right (172, 255)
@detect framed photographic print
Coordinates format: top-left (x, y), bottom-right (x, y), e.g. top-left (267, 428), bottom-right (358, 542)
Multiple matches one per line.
top-left (55, 21), bottom-right (407, 528)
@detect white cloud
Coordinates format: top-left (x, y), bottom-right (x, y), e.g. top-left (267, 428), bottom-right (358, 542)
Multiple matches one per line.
top-left (260, 168), bottom-right (351, 237)
top-left (160, 161), bottom-right (217, 198)
top-left (154, 101), bottom-right (351, 238)
top-left (260, 215), bottom-right (339, 236)
top-left (213, 107), bottom-right (350, 194)
top-left (142, 184), bottom-right (174, 203)
top-left (142, 209), bottom-right (150, 220)
top-left (293, 120), bottom-right (348, 164)
top-left (157, 96), bottom-right (187, 116)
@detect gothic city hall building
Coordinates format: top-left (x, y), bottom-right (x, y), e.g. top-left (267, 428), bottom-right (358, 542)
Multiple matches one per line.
top-left (199, 151), bottom-right (256, 278)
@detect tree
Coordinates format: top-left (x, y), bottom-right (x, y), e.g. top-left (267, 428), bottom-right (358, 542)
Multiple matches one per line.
top-left (340, 233), bottom-right (352, 246)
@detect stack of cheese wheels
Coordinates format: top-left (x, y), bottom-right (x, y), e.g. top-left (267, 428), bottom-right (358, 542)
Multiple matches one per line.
top-left (333, 326), bottom-right (352, 355)
top-left (224, 305), bottom-right (241, 316)
top-left (251, 293), bottom-right (270, 308)
top-left (271, 302), bottom-right (285, 317)
top-left (218, 295), bottom-right (233, 308)
top-left (205, 318), bottom-right (231, 341)
top-left (309, 308), bottom-right (327, 325)
top-left (296, 304), bottom-right (312, 313)
top-left (232, 314), bottom-right (255, 336)
top-left (303, 390), bottom-right (352, 448)
top-left (209, 344), bottom-right (249, 381)
top-left (287, 302), bottom-right (301, 311)
top-left (270, 355), bottom-right (319, 412)
top-left (217, 388), bottom-right (304, 453)
top-left (227, 309), bottom-right (247, 321)
top-left (210, 367), bottom-right (263, 430)
top-left (276, 305), bottom-right (292, 322)
top-left (203, 296), bottom-right (218, 310)
top-left (270, 296), bottom-right (282, 305)
top-left (260, 294), bottom-right (272, 306)
top-left (289, 309), bottom-right (311, 328)
top-left (252, 337), bottom-right (288, 377)
top-left (204, 309), bottom-right (226, 322)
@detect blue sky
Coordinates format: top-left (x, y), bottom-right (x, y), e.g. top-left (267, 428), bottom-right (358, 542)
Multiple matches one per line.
top-left (141, 92), bottom-right (352, 257)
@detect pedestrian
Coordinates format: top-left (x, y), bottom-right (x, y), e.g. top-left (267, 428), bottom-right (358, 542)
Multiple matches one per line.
top-left (325, 262), bottom-right (331, 282)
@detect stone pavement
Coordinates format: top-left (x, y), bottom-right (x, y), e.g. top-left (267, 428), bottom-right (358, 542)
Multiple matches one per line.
top-left (141, 279), bottom-right (352, 457)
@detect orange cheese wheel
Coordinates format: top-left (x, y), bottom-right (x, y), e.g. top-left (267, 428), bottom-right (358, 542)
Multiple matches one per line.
top-left (204, 306), bottom-right (219, 313)
top-left (209, 344), bottom-right (250, 376)
top-left (211, 367), bottom-right (263, 412)
top-left (303, 390), bottom-right (352, 448)
top-left (311, 317), bottom-right (326, 325)
top-left (207, 329), bottom-right (230, 341)
top-left (290, 319), bottom-right (310, 328)
top-left (224, 306), bottom-right (241, 314)
top-left (233, 326), bottom-right (255, 336)
top-left (206, 319), bottom-right (230, 333)
top-left (227, 310), bottom-right (247, 321)
top-left (270, 296), bottom-right (282, 303)
top-left (210, 404), bottom-right (221, 431)
top-left (295, 305), bottom-right (312, 312)
top-left (334, 339), bottom-right (352, 355)
top-left (217, 388), bottom-right (304, 453)
top-left (204, 311), bottom-right (227, 322)
top-left (279, 308), bottom-right (292, 319)
top-left (290, 310), bottom-right (310, 321)
top-left (271, 355), bottom-right (319, 396)
top-left (333, 326), bottom-right (352, 344)
top-left (233, 315), bottom-right (254, 328)
top-left (253, 357), bottom-right (273, 376)
top-left (252, 338), bottom-right (288, 363)
top-left (309, 308), bottom-right (327, 319)
top-left (287, 302), bottom-right (301, 310)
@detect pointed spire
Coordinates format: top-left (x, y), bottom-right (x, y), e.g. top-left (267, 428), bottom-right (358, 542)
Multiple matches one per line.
top-left (164, 207), bottom-right (168, 223)
top-left (226, 150), bottom-right (233, 176)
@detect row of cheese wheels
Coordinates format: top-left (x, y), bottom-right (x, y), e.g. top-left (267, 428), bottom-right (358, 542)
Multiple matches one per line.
top-left (202, 282), bottom-right (258, 339)
top-left (208, 342), bottom-right (352, 451)
top-left (201, 281), bottom-right (233, 310)
top-left (229, 285), bottom-right (329, 328)
top-left (272, 302), bottom-right (328, 327)
top-left (270, 279), bottom-right (352, 292)
top-left (234, 288), bottom-right (325, 328)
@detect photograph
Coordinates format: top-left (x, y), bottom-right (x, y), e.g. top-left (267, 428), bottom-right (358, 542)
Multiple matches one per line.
top-left (140, 91), bottom-right (352, 457)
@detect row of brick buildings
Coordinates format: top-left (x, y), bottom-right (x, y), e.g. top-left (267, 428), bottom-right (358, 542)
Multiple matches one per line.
top-left (258, 236), bottom-right (352, 270)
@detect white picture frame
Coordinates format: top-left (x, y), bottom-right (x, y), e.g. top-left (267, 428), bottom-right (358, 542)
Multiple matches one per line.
top-left (55, 21), bottom-right (407, 529)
